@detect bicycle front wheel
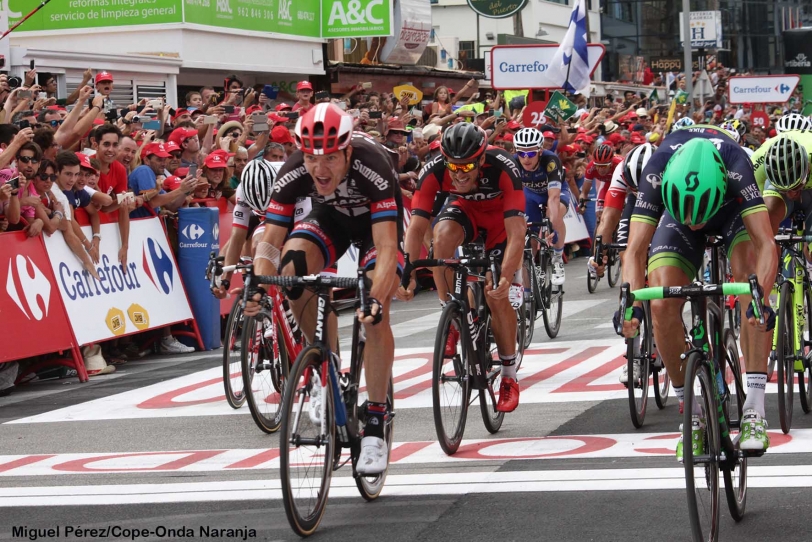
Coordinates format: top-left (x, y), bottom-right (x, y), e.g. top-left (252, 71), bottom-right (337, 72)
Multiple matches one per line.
top-left (242, 313), bottom-right (288, 434)
top-left (776, 281), bottom-right (795, 434)
top-left (479, 314), bottom-right (506, 433)
top-left (799, 286), bottom-right (812, 413)
top-left (522, 254), bottom-right (536, 349)
top-left (607, 250), bottom-right (621, 288)
top-left (223, 297), bottom-right (246, 409)
top-left (280, 346), bottom-right (335, 537)
top-left (586, 265), bottom-right (598, 293)
top-left (627, 304), bottom-right (651, 429)
top-left (683, 353), bottom-right (721, 542)
top-left (721, 329), bottom-right (747, 521)
top-left (433, 302), bottom-right (471, 455)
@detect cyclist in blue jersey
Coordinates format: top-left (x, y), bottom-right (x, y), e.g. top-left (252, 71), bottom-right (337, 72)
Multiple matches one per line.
top-left (513, 127), bottom-right (568, 285)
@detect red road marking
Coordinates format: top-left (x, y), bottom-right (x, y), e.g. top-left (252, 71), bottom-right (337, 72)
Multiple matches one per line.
top-left (138, 377), bottom-right (225, 409)
top-left (225, 449), bottom-right (280, 469)
top-left (553, 354), bottom-right (626, 393)
top-left (0, 455), bottom-right (55, 473)
top-left (51, 450), bottom-right (225, 473)
top-left (389, 441), bottom-right (434, 463)
top-left (521, 347), bottom-right (611, 389)
top-left (454, 435), bottom-right (616, 460)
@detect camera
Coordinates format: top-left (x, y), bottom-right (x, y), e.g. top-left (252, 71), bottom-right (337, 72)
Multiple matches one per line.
top-left (7, 76), bottom-right (22, 89)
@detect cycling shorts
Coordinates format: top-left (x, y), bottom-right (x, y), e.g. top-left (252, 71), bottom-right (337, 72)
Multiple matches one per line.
top-left (524, 186), bottom-right (570, 227)
top-left (648, 205), bottom-right (749, 279)
top-left (763, 180), bottom-right (812, 237)
top-left (289, 201), bottom-right (404, 275)
top-left (435, 198), bottom-right (510, 256)
top-left (616, 192), bottom-right (636, 246)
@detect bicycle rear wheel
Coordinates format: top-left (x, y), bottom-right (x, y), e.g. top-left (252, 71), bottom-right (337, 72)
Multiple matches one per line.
top-left (607, 249), bottom-right (621, 288)
top-left (799, 286), bottom-right (812, 414)
top-left (586, 259), bottom-right (598, 293)
top-left (522, 256), bottom-right (536, 349)
top-left (479, 314), bottom-right (505, 433)
top-left (776, 282), bottom-right (795, 434)
top-left (433, 302), bottom-right (471, 455)
top-left (223, 297), bottom-right (246, 409)
top-left (683, 353), bottom-right (721, 542)
top-left (541, 251), bottom-right (563, 338)
top-left (721, 329), bottom-right (747, 521)
top-left (350, 327), bottom-right (395, 500)
top-left (280, 346), bottom-right (335, 537)
top-left (242, 313), bottom-right (288, 434)
top-left (627, 304), bottom-right (651, 429)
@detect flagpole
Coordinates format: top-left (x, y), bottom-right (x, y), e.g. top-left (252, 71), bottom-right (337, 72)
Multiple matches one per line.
top-left (681, 0), bottom-right (693, 106)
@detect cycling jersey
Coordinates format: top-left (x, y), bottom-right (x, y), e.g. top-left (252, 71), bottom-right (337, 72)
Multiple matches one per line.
top-left (751, 130), bottom-right (812, 193)
top-left (514, 150), bottom-right (563, 195)
top-left (585, 154), bottom-right (624, 202)
top-left (605, 162), bottom-right (631, 211)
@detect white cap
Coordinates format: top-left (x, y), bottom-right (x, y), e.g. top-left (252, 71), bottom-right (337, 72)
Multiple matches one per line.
top-left (635, 107), bottom-right (648, 117)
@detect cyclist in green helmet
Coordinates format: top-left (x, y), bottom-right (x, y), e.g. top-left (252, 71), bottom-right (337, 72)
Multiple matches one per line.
top-left (618, 125), bottom-right (778, 459)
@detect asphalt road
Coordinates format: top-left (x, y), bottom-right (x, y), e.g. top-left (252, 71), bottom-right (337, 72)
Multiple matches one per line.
top-left (2, 259), bottom-right (812, 542)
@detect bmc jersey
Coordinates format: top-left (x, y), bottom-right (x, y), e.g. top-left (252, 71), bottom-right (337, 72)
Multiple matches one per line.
top-left (751, 130), bottom-right (812, 192)
top-left (514, 150), bottom-right (564, 194)
top-left (631, 125), bottom-right (765, 226)
top-left (585, 154), bottom-right (624, 199)
top-left (266, 135), bottom-right (399, 227)
top-left (411, 148), bottom-right (525, 220)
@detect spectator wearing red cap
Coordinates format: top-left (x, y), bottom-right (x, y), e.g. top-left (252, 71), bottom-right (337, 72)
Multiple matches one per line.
top-left (271, 124), bottom-right (295, 157)
top-left (200, 149), bottom-right (234, 202)
top-left (164, 140), bottom-right (182, 175)
top-left (75, 152), bottom-right (113, 210)
top-left (542, 130), bottom-right (557, 151)
top-left (94, 71), bottom-right (114, 100)
top-left (129, 142), bottom-right (195, 219)
top-left (386, 118), bottom-right (410, 147)
top-left (172, 108), bottom-right (191, 126)
top-left (292, 81), bottom-right (314, 114)
top-left (92, 123), bottom-right (131, 269)
top-left (168, 127), bottom-right (200, 167)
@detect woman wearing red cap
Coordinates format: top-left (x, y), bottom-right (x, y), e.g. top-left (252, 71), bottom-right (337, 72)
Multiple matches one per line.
top-left (292, 81), bottom-right (314, 114)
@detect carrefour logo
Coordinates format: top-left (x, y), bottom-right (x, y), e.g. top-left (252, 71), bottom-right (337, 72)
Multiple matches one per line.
top-left (59, 256), bottom-right (140, 301)
top-left (776, 84), bottom-right (790, 94)
top-left (142, 238), bottom-right (174, 295)
top-left (5, 256), bottom-right (51, 321)
top-left (182, 224), bottom-right (205, 240)
top-left (499, 61), bottom-right (548, 74)
top-left (213, 224), bottom-right (220, 241)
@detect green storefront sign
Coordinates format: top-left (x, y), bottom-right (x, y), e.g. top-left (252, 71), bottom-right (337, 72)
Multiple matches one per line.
top-left (8, 0), bottom-right (390, 39)
top-left (466, 0), bottom-right (528, 19)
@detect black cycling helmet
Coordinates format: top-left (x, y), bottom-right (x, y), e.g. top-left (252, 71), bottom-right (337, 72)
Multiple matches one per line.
top-left (441, 122), bottom-right (487, 161)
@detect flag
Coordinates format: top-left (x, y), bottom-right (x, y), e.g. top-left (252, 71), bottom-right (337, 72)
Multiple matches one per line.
top-left (675, 90), bottom-right (690, 105)
top-left (649, 88), bottom-right (659, 103)
top-left (543, 91), bottom-right (578, 121)
top-left (548, 0), bottom-right (591, 97)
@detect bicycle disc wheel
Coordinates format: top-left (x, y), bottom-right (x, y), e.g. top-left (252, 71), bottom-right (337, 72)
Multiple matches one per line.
top-left (280, 346), bottom-right (335, 537)
top-left (627, 305), bottom-right (651, 429)
top-left (242, 313), bottom-right (288, 434)
top-left (543, 252), bottom-right (563, 338)
top-left (799, 286), bottom-right (812, 414)
top-left (480, 315), bottom-right (505, 433)
top-left (721, 329), bottom-right (747, 521)
top-left (433, 302), bottom-right (471, 455)
top-left (608, 250), bottom-right (621, 288)
top-left (776, 282), bottom-right (795, 434)
top-left (223, 297), bottom-right (246, 409)
top-left (683, 353), bottom-right (721, 542)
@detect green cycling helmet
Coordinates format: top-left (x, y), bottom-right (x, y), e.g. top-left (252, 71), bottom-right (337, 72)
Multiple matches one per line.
top-left (662, 138), bottom-right (727, 226)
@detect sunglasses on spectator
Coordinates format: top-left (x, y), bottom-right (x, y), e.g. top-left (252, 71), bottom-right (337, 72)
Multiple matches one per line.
top-left (170, 151), bottom-right (182, 158)
top-left (445, 161), bottom-right (478, 173)
top-left (37, 173), bottom-right (58, 182)
top-left (517, 151), bottom-right (539, 159)
top-left (47, 120), bottom-right (63, 127)
top-left (17, 156), bottom-right (39, 164)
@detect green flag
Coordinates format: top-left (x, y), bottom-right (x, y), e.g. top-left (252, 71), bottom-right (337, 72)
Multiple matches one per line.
top-left (543, 91), bottom-right (578, 121)
top-left (649, 88), bottom-right (659, 103)
top-left (675, 90), bottom-right (690, 105)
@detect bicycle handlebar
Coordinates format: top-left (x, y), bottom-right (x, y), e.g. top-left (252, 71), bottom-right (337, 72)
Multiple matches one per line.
top-left (774, 233), bottom-right (812, 244)
top-left (253, 274), bottom-right (360, 291)
top-left (401, 254), bottom-right (492, 289)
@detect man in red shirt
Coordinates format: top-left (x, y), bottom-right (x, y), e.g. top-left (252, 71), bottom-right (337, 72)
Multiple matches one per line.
top-left (93, 124), bottom-right (132, 271)
top-left (291, 81), bottom-right (314, 114)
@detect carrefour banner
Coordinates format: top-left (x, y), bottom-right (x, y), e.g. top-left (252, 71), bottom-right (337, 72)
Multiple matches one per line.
top-left (43, 218), bottom-right (193, 346)
top-left (9, 0), bottom-right (392, 39)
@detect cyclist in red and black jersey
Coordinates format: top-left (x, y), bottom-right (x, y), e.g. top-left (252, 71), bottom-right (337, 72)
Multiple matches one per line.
top-left (244, 103), bottom-right (401, 475)
top-left (578, 143), bottom-right (624, 219)
top-left (398, 122), bottom-right (526, 412)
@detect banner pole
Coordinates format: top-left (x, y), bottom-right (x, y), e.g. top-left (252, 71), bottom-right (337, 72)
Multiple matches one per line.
top-left (0, 0), bottom-right (54, 41)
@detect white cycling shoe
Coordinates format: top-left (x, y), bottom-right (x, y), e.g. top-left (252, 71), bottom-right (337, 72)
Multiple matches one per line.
top-left (618, 362), bottom-right (641, 384)
top-left (356, 436), bottom-right (389, 475)
top-left (552, 257), bottom-right (565, 286)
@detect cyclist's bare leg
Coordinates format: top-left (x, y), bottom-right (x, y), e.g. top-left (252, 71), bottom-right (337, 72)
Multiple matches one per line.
top-left (431, 220), bottom-right (465, 303)
top-left (729, 240), bottom-right (769, 374)
top-left (360, 267), bottom-right (397, 404)
top-left (648, 265), bottom-right (691, 388)
top-left (485, 278), bottom-right (516, 358)
top-left (549, 201), bottom-right (568, 251)
top-left (279, 237), bottom-right (338, 352)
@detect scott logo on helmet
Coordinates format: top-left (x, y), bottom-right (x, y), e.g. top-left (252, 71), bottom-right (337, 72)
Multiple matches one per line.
top-left (685, 172), bottom-right (701, 191)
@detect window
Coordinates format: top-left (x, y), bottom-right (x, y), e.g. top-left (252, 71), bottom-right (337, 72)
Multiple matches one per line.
top-left (546, 0), bottom-right (569, 5)
top-left (458, 41), bottom-right (475, 61)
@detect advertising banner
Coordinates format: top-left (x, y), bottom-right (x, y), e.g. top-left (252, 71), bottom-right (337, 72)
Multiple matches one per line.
top-left (0, 232), bottom-right (78, 363)
top-left (679, 11), bottom-right (723, 49)
top-left (43, 219), bottom-right (193, 346)
top-left (466, 0), bottom-right (528, 19)
top-left (378, 0), bottom-right (431, 65)
top-left (490, 44), bottom-right (605, 90)
top-left (184, 0), bottom-right (320, 38)
top-left (7, 0), bottom-right (182, 31)
top-left (321, 0), bottom-right (393, 38)
top-left (727, 75), bottom-right (800, 104)
top-left (783, 29), bottom-right (812, 115)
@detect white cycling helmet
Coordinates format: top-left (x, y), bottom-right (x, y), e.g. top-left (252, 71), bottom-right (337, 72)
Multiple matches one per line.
top-left (240, 159), bottom-right (276, 213)
top-left (719, 121), bottom-right (742, 143)
top-left (671, 117), bottom-right (695, 132)
top-left (764, 136), bottom-right (810, 192)
top-left (775, 113), bottom-right (812, 134)
top-left (513, 127), bottom-right (544, 149)
top-left (622, 143), bottom-right (655, 191)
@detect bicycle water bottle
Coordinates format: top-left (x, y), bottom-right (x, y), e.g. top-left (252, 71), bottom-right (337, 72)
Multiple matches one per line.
top-left (714, 360), bottom-right (725, 397)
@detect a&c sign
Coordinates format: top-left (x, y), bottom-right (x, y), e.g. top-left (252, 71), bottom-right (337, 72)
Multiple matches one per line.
top-left (321, 0), bottom-right (394, 38)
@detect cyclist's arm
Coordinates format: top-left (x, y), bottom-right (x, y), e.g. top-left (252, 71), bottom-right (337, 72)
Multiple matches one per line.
top-left (404, 214), bottom-right (429, 269)
top-left (404, 160), bottom-right (442, 274)
top-left (595, 206), bottom-right (621, 242)
top-left (369, 220), bottom-right (399, 301)
top-left (254, 223), bottom-right (289, 277)
top-left (222, 226), bottom-right (248, 280)
top-left (741, 210), bottom-right (777, 306)
top-left (623, 220), bottom-right (655, 301)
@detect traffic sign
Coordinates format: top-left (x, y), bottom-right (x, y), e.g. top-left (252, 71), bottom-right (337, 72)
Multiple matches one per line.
top-left (750, 110), bottom-right (770, 129)
top-left (523, 101), bottom-right (548, 128)
top-left (727, 75), bottom-right (800, 104)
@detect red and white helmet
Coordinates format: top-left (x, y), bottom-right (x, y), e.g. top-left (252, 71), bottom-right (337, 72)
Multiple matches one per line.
top-left (294, 103), bottom-right (354, 155)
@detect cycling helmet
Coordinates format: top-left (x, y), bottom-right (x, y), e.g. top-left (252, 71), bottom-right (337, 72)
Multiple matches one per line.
top-left (240, 159), bottom-right (276, 213)
top-left (294, 102), bottom-right (354, 155)
top-left (441, 122), bottom-right (487, 161)
top-left (513, 127), bottom-right (544, 149)
top-left (661, 138), bottom-right (727, 226)
top-left (672, 117), bottom-right (695, 131)
top-left (722, 119), bottom-right (747, 137)
top-left (763, 136), bottom-right (810, 192)
top-left (775, 113), bottom-right (812, 134)
top-left (593, 143), bottom-right (614, 165)
top-left (719, 121), bottom-right (741, 143)
top-left (622, 143), bottom-right (655, 191)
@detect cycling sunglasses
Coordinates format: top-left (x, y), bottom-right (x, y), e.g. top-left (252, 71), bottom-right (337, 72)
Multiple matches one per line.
top-left (17, 156), bottom-right (39, 164)
top-left (445, 161), bottom-right (478, 173)
top-left (37, 173), bottom-right (58, 182)
top-left (517, 151), bottom-right (539, 159)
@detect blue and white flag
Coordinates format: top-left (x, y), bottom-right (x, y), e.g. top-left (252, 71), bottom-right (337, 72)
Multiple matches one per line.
top-left (548, 0), bottom-right (591, 97)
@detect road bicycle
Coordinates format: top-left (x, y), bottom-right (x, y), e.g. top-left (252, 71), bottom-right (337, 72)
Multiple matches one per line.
top-left (770, 210), bottom-right (812, 433)
top-left (520, 210), bottom-right (564, 347)
top-left (404, 245), bottom-right (520, 455)
top-left (619, 275), bottom-right (760, 542)
top-left (258, 270), bottom-right (393, 537)
top-left (587, 233), bottom-right (622, 293)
